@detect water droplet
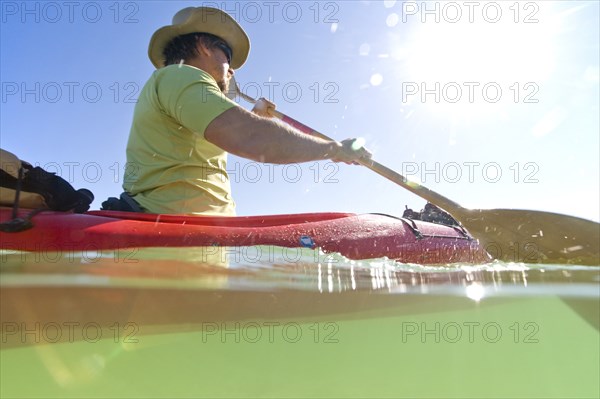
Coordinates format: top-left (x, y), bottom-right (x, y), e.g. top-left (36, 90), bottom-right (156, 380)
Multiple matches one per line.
top-left (370, 73), bottom-right (383, 86)
top-left (359, 43), bottom-right (370, 56)
top-left (386, 13), bottom-right (399, 27)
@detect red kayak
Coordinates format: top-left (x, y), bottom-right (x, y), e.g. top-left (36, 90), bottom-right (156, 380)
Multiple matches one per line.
top-left (0, 208), bottom-right (490, 264)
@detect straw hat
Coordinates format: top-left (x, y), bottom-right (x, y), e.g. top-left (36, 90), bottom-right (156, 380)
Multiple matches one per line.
top-left (148, 7), bottom-right (250, 69)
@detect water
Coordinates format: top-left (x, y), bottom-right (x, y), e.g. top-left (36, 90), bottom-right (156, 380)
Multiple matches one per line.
top-left (1, 246), bottom-right (599, 398)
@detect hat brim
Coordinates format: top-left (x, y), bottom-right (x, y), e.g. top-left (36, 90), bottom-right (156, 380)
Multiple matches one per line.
top-left (148, 8), bottom-right (250, 70)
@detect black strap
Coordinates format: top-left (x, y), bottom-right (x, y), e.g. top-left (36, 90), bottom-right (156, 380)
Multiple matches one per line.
top-left (101, 192), bottom-right (143, 212)
top-left (402, 203), bottom-right (460, 227)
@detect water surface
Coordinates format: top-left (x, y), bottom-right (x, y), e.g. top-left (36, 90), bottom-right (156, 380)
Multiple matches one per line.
top-left (1, 247), bottom-right (598, 398)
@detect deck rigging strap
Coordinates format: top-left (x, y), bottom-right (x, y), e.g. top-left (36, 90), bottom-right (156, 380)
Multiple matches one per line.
top-left (0, 167), bottom-right (45, 233)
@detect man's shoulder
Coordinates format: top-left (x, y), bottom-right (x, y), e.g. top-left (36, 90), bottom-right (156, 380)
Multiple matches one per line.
top-left (155, 64), bottom-right (216, 86)
top-left (145, 64), bottom-right (235, 121)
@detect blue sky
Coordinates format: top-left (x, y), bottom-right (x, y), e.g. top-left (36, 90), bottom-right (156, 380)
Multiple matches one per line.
top-left (1, 1), bottom-right (598, 221)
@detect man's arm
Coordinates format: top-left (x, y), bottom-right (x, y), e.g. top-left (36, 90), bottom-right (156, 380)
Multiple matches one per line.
top-left (204, 105), bottom-right (367, 164)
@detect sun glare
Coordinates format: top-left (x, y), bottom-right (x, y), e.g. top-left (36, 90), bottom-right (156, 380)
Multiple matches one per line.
top-left (406, 20), bottom-right (557, 82)
top-left (393, 4), bottom-right (563, 121)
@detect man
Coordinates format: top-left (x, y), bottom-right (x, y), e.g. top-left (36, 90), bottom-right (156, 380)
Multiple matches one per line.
top-left (122, 7), bottom-right (371, 215)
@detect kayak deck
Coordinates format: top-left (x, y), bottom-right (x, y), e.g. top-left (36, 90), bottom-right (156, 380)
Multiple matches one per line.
top-left (0, 208), bottom-right (490, 264)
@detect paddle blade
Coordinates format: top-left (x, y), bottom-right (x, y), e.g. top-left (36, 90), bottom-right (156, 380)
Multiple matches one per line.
top-left (457, 209), bottom-right (600, 266)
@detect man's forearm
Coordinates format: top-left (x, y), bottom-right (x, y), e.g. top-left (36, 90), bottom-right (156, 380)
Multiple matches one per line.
top-left (205, 106), bottom-right (342, 164)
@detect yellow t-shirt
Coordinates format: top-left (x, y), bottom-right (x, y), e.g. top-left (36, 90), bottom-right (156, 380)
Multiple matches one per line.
top-left (123, 65), bottom-right (237, 215)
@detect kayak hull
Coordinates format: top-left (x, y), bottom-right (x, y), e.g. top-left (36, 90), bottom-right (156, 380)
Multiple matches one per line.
top-left (0, 208), bottom-right (490, 264)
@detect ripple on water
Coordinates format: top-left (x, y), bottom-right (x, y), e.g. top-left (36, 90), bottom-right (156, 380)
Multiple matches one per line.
top-left (1, 246), bottom-right (598, 299)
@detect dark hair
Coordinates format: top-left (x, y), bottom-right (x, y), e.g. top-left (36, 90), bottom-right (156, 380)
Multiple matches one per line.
top-left (163, 32), bottom-right (232, 66)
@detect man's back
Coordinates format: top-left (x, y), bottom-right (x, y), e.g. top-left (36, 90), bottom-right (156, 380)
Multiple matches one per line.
top-left (123, 64), bottom-right (237, 215)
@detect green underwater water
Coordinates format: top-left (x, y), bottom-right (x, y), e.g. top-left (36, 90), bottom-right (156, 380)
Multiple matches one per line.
top-left (1, 247), bottom-right (599, 398)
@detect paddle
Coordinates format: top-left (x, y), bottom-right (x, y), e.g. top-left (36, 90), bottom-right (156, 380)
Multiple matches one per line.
top-left (228, 78), bottom-right (600, 266)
